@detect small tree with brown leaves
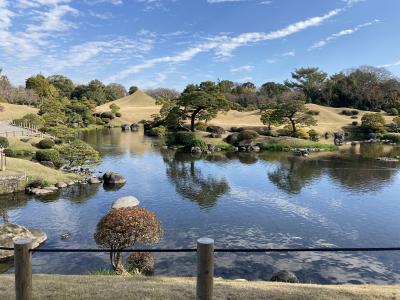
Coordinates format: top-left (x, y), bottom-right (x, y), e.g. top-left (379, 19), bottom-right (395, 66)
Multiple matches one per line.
top-left (94, 207), bottom-right (163, 274)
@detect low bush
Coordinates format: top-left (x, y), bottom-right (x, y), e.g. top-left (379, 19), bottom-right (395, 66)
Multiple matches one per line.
top-left (149, 125), bottom-right (167, 137)
top-left (37, 138), bottom-right (55, 149)
top-left (195, 122), bottom-right (208, 132)
top-left (230, 127), bottom-right (241, 132)
top-left (295, 129), bottom-right (309, 140)
top-left (100, 111), bottom-right (115, 120)
top-left (115, 112), bottom-right (122, 118)
top-left (307, 129), bottom-right (319, 141)
top-left (101, 118), bottom-right (111, 124)
top-left (35, 149), bottom-right (61, 166)
top-left (351, 116), bottom-right (358, 119)
top-left (26, 179), bottom-right (44, 189)
top-left (3, 148), bottom-right (35, 157)
top-left (307, 110), bottom-right (320, 116)
top-left (167, 131), bottom-right (197, 146)
top-left (96, 117), bottom-right (105, 125)
top-left (0, 137), bottom-right (9, 148)
top-left (382, 134), bottom-right (400, 143)
top-left (387, 108), bottom-right (399, 116)
top-left (351, 110), bottom-right (359, 116)
top-left (207, 125), bottom-right (225, 135)
top-left (187, 139), bottom-right (208, 152)
top-left (237, 130), bottom-right (259, 142)
top-left (352, 121), bottom-right (358, 126)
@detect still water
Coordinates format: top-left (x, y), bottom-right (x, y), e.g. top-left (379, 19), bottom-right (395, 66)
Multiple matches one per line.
top-left (1, 128), bottom-right (400, 284)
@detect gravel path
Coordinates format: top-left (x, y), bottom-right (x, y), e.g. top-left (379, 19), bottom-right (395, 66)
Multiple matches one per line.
top-left (0, 121), bottom-right (32, 137)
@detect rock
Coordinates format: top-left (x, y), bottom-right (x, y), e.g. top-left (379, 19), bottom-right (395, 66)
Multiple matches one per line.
top-left (56, 182), bottom-right (67, 188)
top-left (0, 223), bottom-right (47, 262)
top-left (67, 181), bottom-right (75, 186)
top-left (88, 177), bottom-right (101, 184)
top-left (376, 157), bottom-right (399, 162)
top-left (191, 147), bottom-right (202, 154)
top-left (130, 123), bottom-right (140, 132)
top-left (27, 188), bottom-right (57, 196)
top-left (103, 171), bottom-right (127, 185)
top-left (270, 270), bottom-right (299, 283)
top-left (334, 131), bottom-right (345, 146)
top-left (207, 144), bottom-right (215, 152)
top-left (206, 125), bottom-right (225, 135)
top-left (162, 145), bottom-right (168, 150)
top-left (46, 186), bottom-right (59, 191)
top-left (121, 124), bottom-right (131, 131)
top-left (60, 231), bottom-right (71, 240)
top-left (40, 161), bottom-right (55, 168)
top-left (249, 146), bottom-right (260, 152)
top-left (112, 196), bottom-right (140, 209)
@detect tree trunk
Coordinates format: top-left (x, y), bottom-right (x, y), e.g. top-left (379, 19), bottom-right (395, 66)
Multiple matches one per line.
top-left (290, 119), bottom-right (296, 135)
top-left (190, 108), bottom-right (203, 132)
top-left (114, 252), bottom-right (128, 275)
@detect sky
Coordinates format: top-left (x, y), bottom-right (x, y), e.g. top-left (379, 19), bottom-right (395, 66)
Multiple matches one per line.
top-left (0, 0), bottom-right (399, 90)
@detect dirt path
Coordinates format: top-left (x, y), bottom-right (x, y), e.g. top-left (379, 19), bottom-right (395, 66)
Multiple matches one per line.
top-left (0, 121), bottom-right (33, 137)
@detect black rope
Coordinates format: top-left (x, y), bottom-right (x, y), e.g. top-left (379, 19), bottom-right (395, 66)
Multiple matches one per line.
top-left (2, 246), bottom-right (400, 253)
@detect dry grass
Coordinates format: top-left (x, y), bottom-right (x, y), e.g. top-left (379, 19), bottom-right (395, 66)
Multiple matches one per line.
top-left (0, 275), bottom-right (399, 300)
top-left (0, 103), bottom-right (38, 121)
top-left (95, 91), bottom-right (161, 126)
top-left (5, 157), bottom-right (81, 184)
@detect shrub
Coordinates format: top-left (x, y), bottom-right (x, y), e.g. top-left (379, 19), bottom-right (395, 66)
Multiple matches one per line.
top-left (382, 134), bottom-right (400, 143)
top-left (35, 149), bottom-right (61, 166)
top-left (101, 118), bottom-right (111, 124)
top-left (351, 116), bottom-right (358, 119)
top-left (207, 125), bottom-right (225, 135)
top-left (225, 133), bottom-right (239, 145)
top-left (351, 110), bottom-right (359, 116)
top-left (115, 112), bottom-right (122, 118)
top-left (127, 252), bottom-right (155, 275)
top-left (26, 179), bottom-right (44, 189)
top-left (38, 138), bottom-right (55, 149)
top-left (237, 130), bottom-right (259, 142)
top-left (307, 129), bottom-right (319, 141)
top-left (100, 111), bottom-right (115, 120)
top-left (44, 125), bottom-right (75, 142)
top-left (387, 108), bottom-right (399, 116)
top-left (230, 127), bottom-right (242, 132)
top-left (3, 148), bottom-right (34, 157)
top-left (109, 103), bottom-right (120, 112)
top-left (307, 110), bottom-right (320, 116)
top-left (341, 109), bottom-right (352, 116)
top-left (0, 137), bottom-right (9, 148)
top-left (96, 117), bottom-right (105, 125)
top-left (195, 122), bottom-right (208, 132)
top-left (324, 132), bottom-right (331, 139)
top-left (352, 121), bottom-right (358, 126)
top-left (361, 113), bottom-right (386, 133)
top-left (59, 140), bottom-right (100, 166)
top-left (167, 131), bottom-right (197, 146)
top-left (149, 125), bottom-right (167, 137)
top-left (295, 129), bottom-right (309, 140)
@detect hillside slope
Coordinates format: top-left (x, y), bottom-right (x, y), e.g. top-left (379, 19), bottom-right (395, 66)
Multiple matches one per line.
top-left (0, 103), bottom-right (38, 121)
top-left (95, 90), bottom-right (161, 125)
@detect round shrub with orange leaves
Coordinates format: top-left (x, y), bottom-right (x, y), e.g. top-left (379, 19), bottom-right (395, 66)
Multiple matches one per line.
top-left (94, 207), bottom-right (163, 250)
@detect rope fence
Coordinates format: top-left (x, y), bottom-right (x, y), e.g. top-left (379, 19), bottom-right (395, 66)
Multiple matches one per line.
top-left (3, 241), bottom-right (400, 300)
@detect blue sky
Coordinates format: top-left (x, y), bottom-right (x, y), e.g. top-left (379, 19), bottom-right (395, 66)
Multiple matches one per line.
top-left (0, 0), bottom-right (399, 90)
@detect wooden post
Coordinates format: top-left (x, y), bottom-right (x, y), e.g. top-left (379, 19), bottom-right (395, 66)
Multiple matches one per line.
top-left (1, 152), bottom-right (5, 172)
top-left (14, 239), bottom-right (33, 300)
top-left (196, 237), bottom-right (214, 300)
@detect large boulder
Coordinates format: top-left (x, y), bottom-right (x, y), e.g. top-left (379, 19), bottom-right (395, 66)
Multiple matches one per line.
top-left (88, 177), bottom-right (101, 184)
top-left (130, 123), bottom-right (140, 132)
top-left (102, 171), bottom-right (127, 185)
top-left (270, 270), bottom-right (299, 283)
top-left (0, 223), bottom-right (47, 262)
top-left (112, 196), bottom-right (140, 209)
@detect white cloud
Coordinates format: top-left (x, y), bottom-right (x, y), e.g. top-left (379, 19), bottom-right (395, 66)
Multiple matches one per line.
top-left (282, 50), bottom-right (295, 57)
top-left (237, 76), bottom-right (253, 82)
top-left (265, 58), bottom-right (276, 64)
top-left (379, 60), bottom-right (400, 69)
top-left (109, 8), bottom-right (341, 81)
top-left (230, 65), bottom-right (254, 72)
top-left (310, 19), bottom-right (379, 50)
top-left (259, 1), bottom-right (272, 4)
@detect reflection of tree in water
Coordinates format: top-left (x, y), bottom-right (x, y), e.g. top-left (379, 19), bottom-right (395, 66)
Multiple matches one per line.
top-left (268, 158), bottom-right (322, 194)
top-left (164, 152), bottom-right (230, 208)
top-left (0, 193), bottom-right (30, 223)
top-left (61, 184), bottom-right (101, 204)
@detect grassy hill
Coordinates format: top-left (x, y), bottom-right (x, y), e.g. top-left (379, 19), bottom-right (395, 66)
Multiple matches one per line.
top-left (95, 90), bottom-right (161, 126)
top-left (0, 103), bottom-right (38, 121)
top-left (0, 275), bottom-right (399, 300)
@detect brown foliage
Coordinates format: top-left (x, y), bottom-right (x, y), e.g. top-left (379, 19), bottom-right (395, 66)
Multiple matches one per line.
top-left (127, 252), bottom-right (155, 275)
top-left (94, 207), bottom-right (163, 250)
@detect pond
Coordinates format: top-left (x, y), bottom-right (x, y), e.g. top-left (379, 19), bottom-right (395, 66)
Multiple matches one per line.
top-left (1, 128), bottom-right (400, 284)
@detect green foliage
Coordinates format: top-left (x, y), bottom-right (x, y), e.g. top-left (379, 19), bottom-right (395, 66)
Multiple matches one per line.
top-left (0, 97), bottom-right (7, 103)
top-left (15, 114), bottom-right (45, 128)
top-left (259, 82), bottom-right (289, 98)
top-left (387, 108), bottom-right (399, 116)
top-left (260, 109), bottom-right (280, 130)
top-left (237, 130), bottom-right (259, 141)
top-left (129, 86), bottom-right (139, 95)
top-left (167, 131), bottom-right (197, 146)
top-left (47, 75), bottom-right (74, 98)
top-left (35, 149), bottom-right (61, 165)
top-left (105, 83), bottom-right (127, 101)
top-left (382, 134), bottom-right (400, 143)
top-left (307, 129), bottom-right (319, 141)
top-left (260, 141), bottom-right (337, 152)
top-left (4, 148), bottom-right (35, 158)
top-left (101, 111), bottom-right (115, 119)
top-left (361, 113), bottom-right (386, 133)
top-left (59, 140), bottom-right (100, 166)
top-left (188, 139), bottom-right (208, 152)
top-left (195, 122), bottom-right (208, 131)
top-left (0, 137), bottom-right (9, 148)
top-left (178, 82), bottom-right (230, 131)
top-left (295, 128), bottom-right (309, 140)
top-left (44, 125), bottom-right (76, 142)
top-left (306, 110), bottom-right (320, 116)
top-left (25, 74), bottom-right (59, 101)
top-left (109, 103), bottom-right (120, 112)
top-left (115, 112), bottom-right (122, 118)
top-left (149, 125), bottom-right (167, 137)
top-left (38, 138), bottom-right (55, 149)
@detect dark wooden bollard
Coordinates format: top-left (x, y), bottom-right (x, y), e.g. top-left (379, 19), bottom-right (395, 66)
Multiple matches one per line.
top-left (196, 237), bottom-right (214, 300)
top-left (14, 239), bottom-right (33, 300)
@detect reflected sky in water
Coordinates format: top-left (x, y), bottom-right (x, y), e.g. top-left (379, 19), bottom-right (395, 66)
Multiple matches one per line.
top-left (1, 128), bottom-right (400, 284)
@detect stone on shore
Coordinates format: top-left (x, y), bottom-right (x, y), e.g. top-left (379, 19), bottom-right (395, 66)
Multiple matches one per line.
top-left (103, 171), bottom-right (127, 185)
top-left (88, 177), bottom-right (101, 184)
top-left (0, 223), bottom-right (47, 262)
top-left (56, 182), bottom-right (68, 188)
top-left (112, 196), bottom-right (140, 209)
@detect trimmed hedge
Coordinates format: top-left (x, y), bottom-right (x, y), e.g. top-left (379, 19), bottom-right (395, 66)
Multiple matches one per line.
top-left (0, 137), bottom-right (9, 148)
top-left (237, 130), bottom-right (259, 142)
top-left (3, 148), bottom-right (35, 157)
top-left (38, 138), bottom-right (55, 149)
top-left (35, 149), bottom-right (61, 166)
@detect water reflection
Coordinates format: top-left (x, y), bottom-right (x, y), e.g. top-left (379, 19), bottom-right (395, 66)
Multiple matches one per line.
top-left (164, 152), bottom-right (230, 208)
